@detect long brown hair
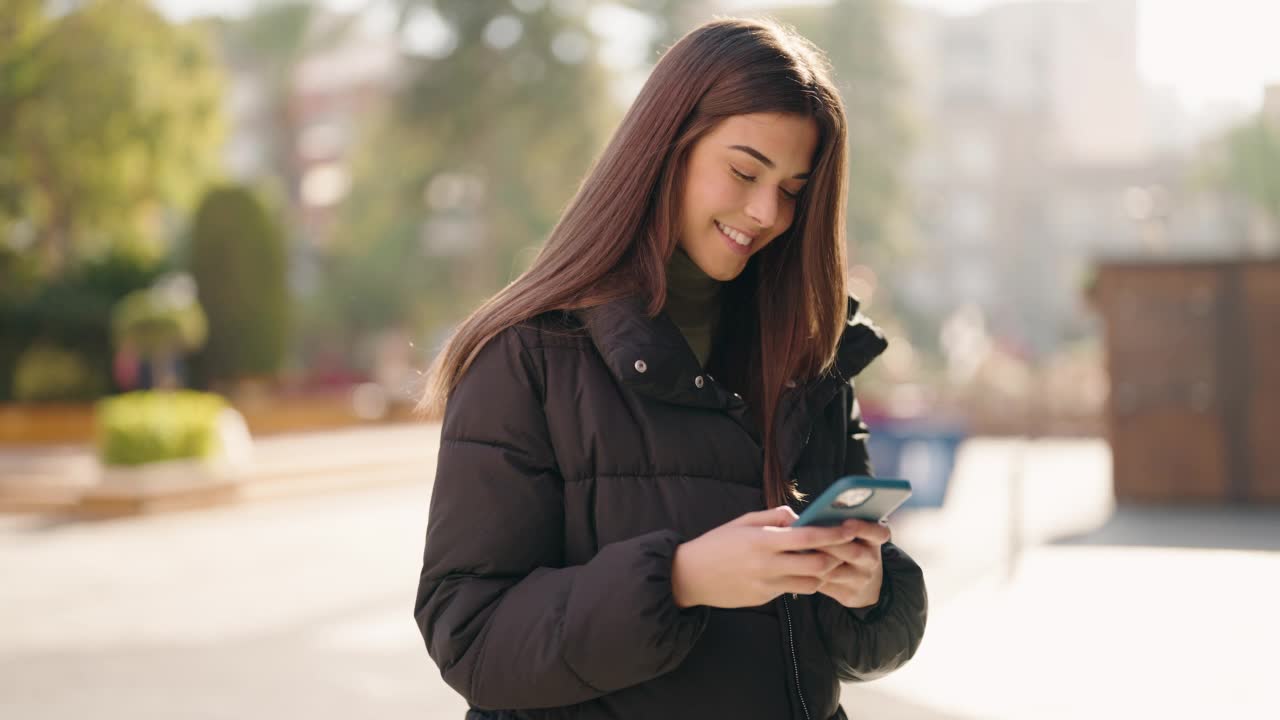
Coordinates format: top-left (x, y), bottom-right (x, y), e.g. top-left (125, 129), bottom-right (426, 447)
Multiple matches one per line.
top-left (421, 16), bottom-right (849, 509)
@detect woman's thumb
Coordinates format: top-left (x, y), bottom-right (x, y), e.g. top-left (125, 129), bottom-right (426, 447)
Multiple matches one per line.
top-left (731, 505), bottom-right (799, 527)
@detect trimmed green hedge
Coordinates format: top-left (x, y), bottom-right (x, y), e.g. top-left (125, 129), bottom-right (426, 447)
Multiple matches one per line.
top-left (12, 345), bottom-right (107, 402)
top-left (189, 185), bottom-right (289, 384)
top-left (95, 390), bottom-right (226, 466)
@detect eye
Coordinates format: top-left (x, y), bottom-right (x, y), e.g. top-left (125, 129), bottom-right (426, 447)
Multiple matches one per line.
top-left (732, 166), bottom-right (802, 201)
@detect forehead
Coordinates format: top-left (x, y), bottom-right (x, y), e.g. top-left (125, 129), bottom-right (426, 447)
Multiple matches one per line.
top-left (703, 112), bottom-right (819, 173)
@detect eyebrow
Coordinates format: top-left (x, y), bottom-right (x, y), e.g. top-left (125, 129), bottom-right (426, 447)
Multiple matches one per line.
top-left (728, 145), bottom-right (811, 180)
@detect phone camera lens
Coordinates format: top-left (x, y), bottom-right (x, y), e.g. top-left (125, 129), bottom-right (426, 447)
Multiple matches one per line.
top-left (833, 488), bottom-right (873, 508)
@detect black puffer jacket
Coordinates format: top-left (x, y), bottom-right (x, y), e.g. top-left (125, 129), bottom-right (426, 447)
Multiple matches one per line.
top-left (415, 295), bottom-right (927, 720)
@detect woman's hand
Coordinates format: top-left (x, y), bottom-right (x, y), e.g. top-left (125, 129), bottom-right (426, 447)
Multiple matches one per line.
top-left (670, 506), bottom-right (865, 609)
top-left (814, 519), bottom-right (890, 609)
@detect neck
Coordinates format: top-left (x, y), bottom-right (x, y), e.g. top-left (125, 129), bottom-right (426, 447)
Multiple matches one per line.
top-left (664, 248), bottom-right (723, 367)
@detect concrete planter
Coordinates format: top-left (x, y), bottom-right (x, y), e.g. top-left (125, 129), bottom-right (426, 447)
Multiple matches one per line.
top-left (78, 408), bottom-right (254, 517)
top-left (79, 458), bottom-right (244, 517)
top-left (92, 457), bottom-right (239, 497)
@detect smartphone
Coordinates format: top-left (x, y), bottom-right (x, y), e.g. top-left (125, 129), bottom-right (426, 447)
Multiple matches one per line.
top-left (791, 476), bottom-right (913, 528)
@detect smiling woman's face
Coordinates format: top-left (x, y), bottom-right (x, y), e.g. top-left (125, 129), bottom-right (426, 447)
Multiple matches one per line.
top-left (677, 112), bottom-right (819, 281)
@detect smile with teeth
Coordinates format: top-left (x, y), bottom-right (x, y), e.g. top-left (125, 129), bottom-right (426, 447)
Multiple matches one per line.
top-left (715, 220), bottom-right (754, 247)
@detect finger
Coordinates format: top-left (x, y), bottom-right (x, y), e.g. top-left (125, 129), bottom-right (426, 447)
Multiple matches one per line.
top-left (732, 505), bottom-right (800, 528)
top-left (774, 549), bottom-right (842, 578)
top-left (767, 575), bottom-right (824, 596)
top-left (766, 526), bottom-right (835, 551)
top-left (773, 520), bottom-right (865, 548)
top-left (815, 541), bottom-right (875, 567)
top-left (817, 584), bottom-right (858, 608)
top-left (819, 563), bottom-right (872, 589)
top-left (768, 523), bottom-right (860, 552)
top-left (842, 519), bottom-right (892, 546)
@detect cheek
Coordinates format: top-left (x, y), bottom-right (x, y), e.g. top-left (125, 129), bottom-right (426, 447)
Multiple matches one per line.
top-left (690, 174), bottom-right (744, 219)
top-left (780, 202), bottom-right (797, 229)
top-left (764, 203), bottom-right (798, 244)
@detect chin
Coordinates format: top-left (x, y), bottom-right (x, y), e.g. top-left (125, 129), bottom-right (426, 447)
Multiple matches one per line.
top-left (707, 264), bottom-right (745, 282)
top-left (695, 253), bottom-right (744, 281)
top-left (684, 241), bottom-right (749, 281)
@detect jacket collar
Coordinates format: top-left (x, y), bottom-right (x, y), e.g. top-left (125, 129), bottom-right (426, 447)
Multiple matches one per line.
top-left (575, 293), bottom-right (888, 410)
top-left (576, 294), bottom-right (728, 409)
top-left (772, 299), bottom-right (888, 476)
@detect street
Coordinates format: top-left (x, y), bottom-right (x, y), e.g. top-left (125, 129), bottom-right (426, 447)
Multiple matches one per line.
top-left (2, 429), bottom-right (1277, 719)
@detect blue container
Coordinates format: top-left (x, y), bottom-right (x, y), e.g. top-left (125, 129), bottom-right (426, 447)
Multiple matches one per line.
top-left (865, 421), bottom-right (964, 509)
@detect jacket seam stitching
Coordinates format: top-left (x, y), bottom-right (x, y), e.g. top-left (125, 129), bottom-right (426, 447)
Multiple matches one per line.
top-left (508, 325), bottom-right (548, 407)
top-left (565, 473), bottom-right (755, 489)
top-left (440, 437), bottom-right (547, 461)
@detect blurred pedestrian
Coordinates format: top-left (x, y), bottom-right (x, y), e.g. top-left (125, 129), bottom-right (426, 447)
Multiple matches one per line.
top-left (414, 17), bottom-right (927, 720)
top-left (112, 341), bottom-right (142, 391)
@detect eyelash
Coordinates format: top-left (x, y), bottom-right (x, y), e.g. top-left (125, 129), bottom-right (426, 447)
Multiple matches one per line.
top-left (731, 167), bottom-right (801, 200)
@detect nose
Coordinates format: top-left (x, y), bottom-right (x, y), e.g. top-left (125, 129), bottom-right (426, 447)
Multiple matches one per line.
top-left (744, 187), bottom-right (779, 232)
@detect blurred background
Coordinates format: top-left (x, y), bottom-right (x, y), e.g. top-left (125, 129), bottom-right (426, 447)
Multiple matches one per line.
top-left (1, 1), bottom-right (1277, 718)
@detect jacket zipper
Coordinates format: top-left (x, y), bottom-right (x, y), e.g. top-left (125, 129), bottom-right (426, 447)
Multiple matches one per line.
top-left (781, 594), bottom-right (811, 720)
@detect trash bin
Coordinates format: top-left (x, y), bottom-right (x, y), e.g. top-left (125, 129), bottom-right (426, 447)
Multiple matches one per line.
top-left (865, 420), bottom-right (964, 509)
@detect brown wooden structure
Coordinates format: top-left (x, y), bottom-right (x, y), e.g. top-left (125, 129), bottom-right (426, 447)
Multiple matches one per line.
top-left (1092, 258), bottom-right (1280, 503)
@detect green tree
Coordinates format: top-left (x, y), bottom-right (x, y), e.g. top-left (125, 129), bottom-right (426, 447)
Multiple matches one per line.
top-left (324, 0), bottom-right (618, 350)
top-left (1212, 116), bottom-right (1280, 246)
top-left (620, 0), bottom-right (720, 57)
top-left (0, 0), bottom-right (48, 231)
top-left (0, 247), bottom-right (167, 402)
top-left (0, 0), bottom-right (224, 275)
top-left (189, 185), bottom-right (290, 385)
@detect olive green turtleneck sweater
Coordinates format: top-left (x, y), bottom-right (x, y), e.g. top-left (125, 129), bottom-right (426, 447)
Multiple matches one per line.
top-left (664, 248), bottom-right (723, 368)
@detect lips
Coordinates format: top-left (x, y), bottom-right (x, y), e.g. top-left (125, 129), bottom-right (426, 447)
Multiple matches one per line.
top-left (715, 221), bottom-right (753, 256)
top-left (715, 220), bottom-right (756, 246)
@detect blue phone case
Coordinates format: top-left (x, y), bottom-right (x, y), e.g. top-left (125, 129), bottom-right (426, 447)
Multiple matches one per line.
top-left (791, 476), bottom-right (913, 527)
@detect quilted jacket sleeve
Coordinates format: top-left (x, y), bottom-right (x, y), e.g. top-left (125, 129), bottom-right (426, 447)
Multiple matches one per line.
top-left (413, 326), bottom-right (710, 710)
top-left (813, 382), bottom-right (928, 681)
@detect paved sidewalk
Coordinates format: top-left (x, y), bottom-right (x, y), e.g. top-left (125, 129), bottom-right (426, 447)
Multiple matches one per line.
top-left (0, 423), bottom-right (440, 512)
top-left (844, 543), bottom-right (1280, 720)
top-left (2, 430), bottom-right (1277, 719)
top-left (851, 438), bottom-right (1280, 720)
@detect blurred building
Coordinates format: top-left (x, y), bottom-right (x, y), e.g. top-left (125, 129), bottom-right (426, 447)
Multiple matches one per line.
top-left (218, 10), bottom-right (401, 237)
top-left (892, 0), bottom-right (1244, 359)
top-left (288, 12), bottom-right (402, 250)
top-left (217, 9), bottom-right (403, 295)
top-left (222, 56), bottom-right (274, 182)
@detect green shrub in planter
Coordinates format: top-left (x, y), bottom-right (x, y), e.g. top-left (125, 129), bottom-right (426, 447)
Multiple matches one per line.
top-left (111, 274), bottom-right (209, 388)
top-left (111, 276), bottom-right (208, 356)
top-left (13, 345), bottom-right (108, 402)
top-left (96, 390), bottom-right (227, 467)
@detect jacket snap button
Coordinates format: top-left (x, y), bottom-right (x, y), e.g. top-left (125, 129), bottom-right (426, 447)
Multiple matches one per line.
top-left (694, 375), bottom-right (705, 388)
top-left (634, 359), bottom-right (647, 373)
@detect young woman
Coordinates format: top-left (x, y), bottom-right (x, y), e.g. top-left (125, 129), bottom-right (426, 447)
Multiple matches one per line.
top-left (414, 17), bottom-right (927, 720)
